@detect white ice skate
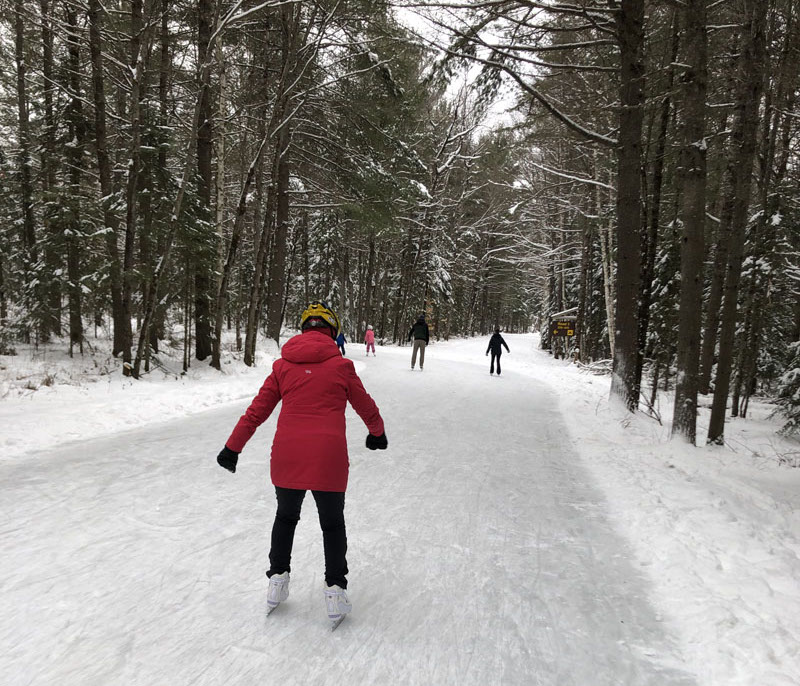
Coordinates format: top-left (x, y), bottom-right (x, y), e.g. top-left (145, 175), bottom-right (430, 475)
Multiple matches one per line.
top-left (324, 584), bottom-right (351, 630)
top-left (266, 572), bottom-right (290, 614)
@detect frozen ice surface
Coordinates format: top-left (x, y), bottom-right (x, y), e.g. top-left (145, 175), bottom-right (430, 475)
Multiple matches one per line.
top-left (1, 335), bottom-right (796, 684)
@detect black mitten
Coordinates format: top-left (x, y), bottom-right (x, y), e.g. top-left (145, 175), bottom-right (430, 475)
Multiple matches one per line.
top-left (366, 432), bottom-right (388, 450)
top-left (217, 446), bottom-right (240, 473)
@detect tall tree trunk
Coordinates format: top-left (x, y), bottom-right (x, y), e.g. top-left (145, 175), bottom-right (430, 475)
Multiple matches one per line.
top-left (610, 0), bottom-right (645, 411)
top-left (88, 0), bottom-right (125, 356)
top-left (0, 252), bottom-right (7, 328)
top-left (392, 233), bottom-right (414, 342)
top-left (698, 49), bottom-right (741, 394)
top-left (301, 212), bottom-right (310, 306)
top-left (734, 3), bottom-right (797, 417)
top-left (65, 7), bottom-right (86, 354)
top-left (159, 0), bottom-right (170, 174)
top-left (244, 155), bottom-right (277, 365)
top-left (243, 10), bottom-right (285, 363)
top-left (672, 0), bottom-right (708, 444)
top-left (211, 131), bottom-right (271, 369)
top-left (194, 0), bottom-right (214, 361)
top-left (597, 171), bottom-right (616, 359)
top-left (707, 0), bottom-right (768, 444)
top-left (147, 0), bottom-right (173, 355)
top-left (214, 16), bottom-right (227, 303)
top-left (577, 215), bottom-right (591, 363)
top-left (638, 13), bottom-right (678, 392)
top-left (364, 229), bottom-right (376, 337)
top-left (121, 0), bottom-right (148, 375)
top-left (131, 45), bottom-right (214, 377)
top-left (266, 124), bottom-right (292, 343)
top-left (140, 155), bottom-right (154, 371)
top-left (14, 0), bottom-right (38, 339)
top-left (40, 0), bottom-right (60, 339)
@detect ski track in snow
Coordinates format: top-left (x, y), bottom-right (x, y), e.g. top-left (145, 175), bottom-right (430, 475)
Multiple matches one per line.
top-left (3, 340), bottom-right (700, 685)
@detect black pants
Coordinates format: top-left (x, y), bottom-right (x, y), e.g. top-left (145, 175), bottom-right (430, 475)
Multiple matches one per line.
top-left (490, 351), bottom-right (502, 374)
top-left (267, 486), bottom-right (348, 589)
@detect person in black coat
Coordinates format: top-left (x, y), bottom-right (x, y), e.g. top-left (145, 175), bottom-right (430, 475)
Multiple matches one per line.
top-left (486, 328), bottom-right (510, 375)
top-left (407, 315), bottom-right (429, 370)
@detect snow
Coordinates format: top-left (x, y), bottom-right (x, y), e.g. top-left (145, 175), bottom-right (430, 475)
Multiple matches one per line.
top-left (531, 162), bottom-right (616, 190)
top-left (0, 342), bottom-right (277, 457)
top-left (410, 179), bottom-right (431, 198)
top-left (2, 334), bottom-right (799, 685)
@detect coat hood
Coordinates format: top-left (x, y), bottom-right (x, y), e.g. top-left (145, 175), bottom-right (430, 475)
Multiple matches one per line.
top-left (281, 330), bottom-right (341, 364)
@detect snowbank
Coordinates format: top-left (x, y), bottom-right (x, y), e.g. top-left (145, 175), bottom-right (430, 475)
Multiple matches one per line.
top-left (0, 336), bottom-right (279, 459)
top-left (513, 340), bottom-right (800, 686)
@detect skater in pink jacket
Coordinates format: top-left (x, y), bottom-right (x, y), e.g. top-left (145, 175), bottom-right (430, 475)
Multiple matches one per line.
top-left (364, 325), bottom-right (376, 356)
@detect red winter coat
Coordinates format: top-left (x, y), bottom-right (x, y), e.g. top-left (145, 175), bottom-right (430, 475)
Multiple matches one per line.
top-left (364, 329), bottom-right (375, 345)
top-left (225, 329), bottom-right (385, 492)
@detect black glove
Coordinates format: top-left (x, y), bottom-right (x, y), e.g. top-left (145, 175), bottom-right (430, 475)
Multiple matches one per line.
top-left (217, 446), bottom-right (239, 473)
top-left (366, 432), bottom-right (388, 450)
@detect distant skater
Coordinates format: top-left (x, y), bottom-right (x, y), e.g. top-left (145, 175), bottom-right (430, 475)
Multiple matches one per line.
top-left (365, 325), bottom-right (376, 356)
top-left (407, 314), bottom-right (429, 370)
top-left (336, 331), bottom-right (347, 356)
top-left (486, 328), bottom-right (510, 375)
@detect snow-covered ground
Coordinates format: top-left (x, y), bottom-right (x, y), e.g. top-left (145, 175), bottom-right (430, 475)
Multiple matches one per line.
top-left (1, 334), bottom-right (798, 685)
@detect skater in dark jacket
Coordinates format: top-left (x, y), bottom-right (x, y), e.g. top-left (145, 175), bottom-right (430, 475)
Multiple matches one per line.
top-left (215, 301), bottom-right (387, 626)
top-left (407, 314), bottom-right (429, 370)
top-left (486, 328), bottom-right (510, 375)
top-left (336, 331), bottom-right (346, 356)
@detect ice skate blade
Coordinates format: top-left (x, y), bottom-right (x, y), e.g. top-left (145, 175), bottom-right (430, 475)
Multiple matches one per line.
top-left (330, 615), bottom-right (346, 632)
top-left (266, 603), bottom-right (280, 616)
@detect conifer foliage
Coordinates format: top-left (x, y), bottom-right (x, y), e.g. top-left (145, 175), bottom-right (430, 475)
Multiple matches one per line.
top-left (1, 0), bottom-right (799, 443)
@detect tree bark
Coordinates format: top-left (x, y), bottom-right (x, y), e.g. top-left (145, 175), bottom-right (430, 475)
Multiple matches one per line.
top-left (364, 229), bottom-right (376, 337)
top-left (244, 154), bottom-right (277, 365)
top-left (88, 0), bottom-right (125, 356)
top-left (211, 131), bottom-right (271, 369)
top-left (733, 2), bottom-right (797, 417)
top-left (121, 0), bottom-right (149, 375)
top-left (609, 0), bottom-right (645, 412)
top-left (672, 0), bottom-right (708, 444)
top-left (698, 39), bottom-right (743, 394)
top-left (265, 124), bottom-right (292, 343)
top-left (65, 7), bottom-right (86, 354)
top-left (638, 13), bottom-right (678, 393)
top-left (707, 0), bottom-right (768, 444)
top-left (577, 214), bottom-right (591, 363)
top-left (131, 51), bottom-right (212, 377)
top-left (194, 0), bottom-right (214, 361)
top-left (0, 251), bottom-right (7, 328)
top-left (40, 0), bottom-right (60, 339)
top-left (14, 0), bottom-right (38, 339)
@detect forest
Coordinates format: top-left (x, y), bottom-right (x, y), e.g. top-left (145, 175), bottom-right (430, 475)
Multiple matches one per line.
top-left (0, 0), bottom-right (798, 447)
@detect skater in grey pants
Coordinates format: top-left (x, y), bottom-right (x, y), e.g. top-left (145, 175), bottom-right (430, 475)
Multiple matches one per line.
top-left (407, 314), bottom-right (429, 370)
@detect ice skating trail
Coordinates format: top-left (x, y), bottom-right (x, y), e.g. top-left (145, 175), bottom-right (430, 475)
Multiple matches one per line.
top-left (0, 336), bottom-right (697, 686)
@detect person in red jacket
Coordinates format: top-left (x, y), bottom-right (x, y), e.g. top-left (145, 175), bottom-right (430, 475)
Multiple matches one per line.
top-left (216, 301), bottom-right (387, 625)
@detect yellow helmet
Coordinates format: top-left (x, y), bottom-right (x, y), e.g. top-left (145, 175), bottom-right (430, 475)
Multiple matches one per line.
top-left (300, 301), bottom-right (340, 337)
